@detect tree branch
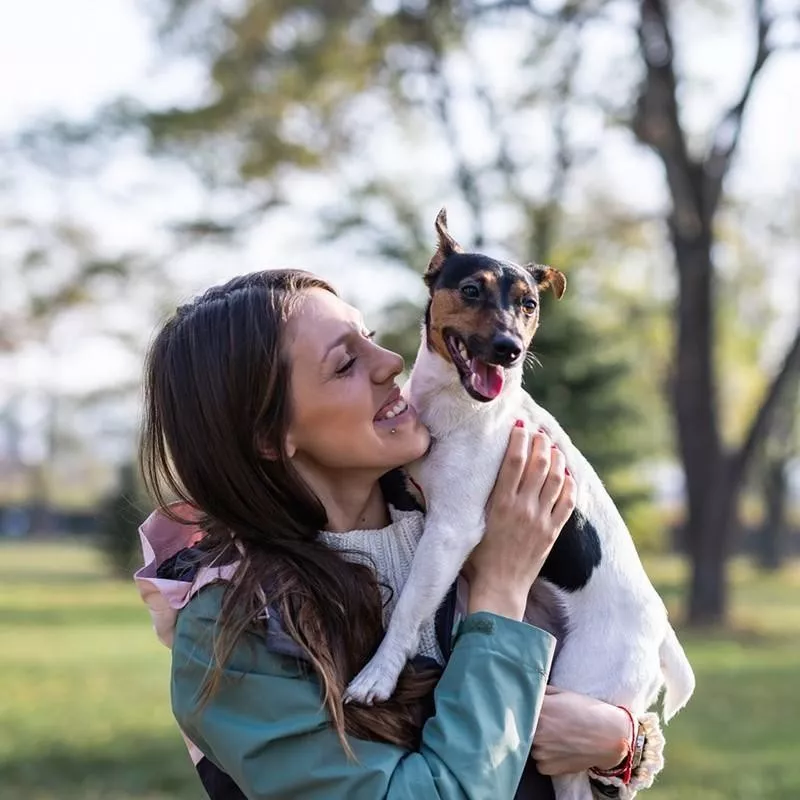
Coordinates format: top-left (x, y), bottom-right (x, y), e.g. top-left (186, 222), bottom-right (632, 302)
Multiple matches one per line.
top-left (732, 323), bottom-right (800, 484)
top-left (703, 0), bottom-right (774, 218)
top-left (634, 0), bottom-right (703, 240)
top-left (466, 0), bottom-right (560, 19)
top-left (467, 0), bottom-right (613, 23)
top-left (425, 53), bottom-right (487, 247)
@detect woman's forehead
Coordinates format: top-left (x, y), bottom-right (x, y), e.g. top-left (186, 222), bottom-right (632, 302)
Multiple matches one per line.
top-left (286, 289), bottom-right (362, 355)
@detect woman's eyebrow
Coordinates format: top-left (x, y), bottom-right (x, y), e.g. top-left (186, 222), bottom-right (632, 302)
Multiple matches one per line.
top-left (322, 322), bottom-right (361, 361)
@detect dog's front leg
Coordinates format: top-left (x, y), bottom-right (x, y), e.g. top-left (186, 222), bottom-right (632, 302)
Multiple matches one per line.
top-left (344, 510), bottom-right (484, 705)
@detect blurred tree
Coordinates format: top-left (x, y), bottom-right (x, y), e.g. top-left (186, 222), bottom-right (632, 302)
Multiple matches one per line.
top-left (20, 0), bottom-right (800, 622)
top-left (97, 462), bottom-right (148, 578)
top-left (0, 191), bottom-right (190, 538)
top-left (753, 384), bottom-right (799, 571)
top-left (630, 0), bottom-right (800, 625)
top-left (0, 214), bottom-right (141, 533)
top-left (524, 275), bottom-right (653, 516)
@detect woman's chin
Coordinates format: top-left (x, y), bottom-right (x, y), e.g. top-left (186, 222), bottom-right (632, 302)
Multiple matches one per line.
top-left (371, 404), bottom-right (430, 466)
top-left (386, 424), bottom-right (430, 468)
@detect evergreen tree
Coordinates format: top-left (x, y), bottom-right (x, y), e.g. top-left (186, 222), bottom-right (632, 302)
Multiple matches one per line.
top-left (97, 463), bottom-right (148, 578)
top-left (524, 285), bottom-right (653, 520)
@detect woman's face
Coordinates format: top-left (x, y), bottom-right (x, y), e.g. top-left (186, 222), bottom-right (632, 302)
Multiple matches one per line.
top-left (284, 288), bottom-right (430, 477)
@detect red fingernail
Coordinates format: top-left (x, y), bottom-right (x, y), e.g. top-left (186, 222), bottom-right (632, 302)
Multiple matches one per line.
top-left (515, 419), bottom-right (525, 428)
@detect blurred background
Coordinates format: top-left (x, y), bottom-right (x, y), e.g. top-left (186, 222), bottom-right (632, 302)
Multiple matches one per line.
top-left (1, 0), bottom-right (799, 798)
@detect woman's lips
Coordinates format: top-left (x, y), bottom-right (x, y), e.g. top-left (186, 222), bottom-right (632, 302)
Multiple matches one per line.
top-left (374, 401), bottom-right (417, 429)
top-left (374, 388), bottom-right (403, 421)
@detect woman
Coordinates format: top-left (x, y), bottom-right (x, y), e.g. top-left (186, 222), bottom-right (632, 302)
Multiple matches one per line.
top-left (137, 269), bottom-right (664, 799)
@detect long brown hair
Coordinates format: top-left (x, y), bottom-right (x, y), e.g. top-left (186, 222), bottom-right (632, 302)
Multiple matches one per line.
top-left (139, 269), bottom-right (439, 754)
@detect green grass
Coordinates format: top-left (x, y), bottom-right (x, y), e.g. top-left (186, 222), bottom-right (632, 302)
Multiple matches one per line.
top-left (0, 541), bottom-right (798, 799)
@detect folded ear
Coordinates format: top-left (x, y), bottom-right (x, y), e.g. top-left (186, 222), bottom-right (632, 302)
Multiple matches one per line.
top-left (526, 264), bottom-right (566, 300)
top-left (424, 208), bottom-right (464, 289)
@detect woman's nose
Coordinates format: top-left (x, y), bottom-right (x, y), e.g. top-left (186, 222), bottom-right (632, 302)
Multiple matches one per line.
top-left (372, 345), bottom-right (404, 384)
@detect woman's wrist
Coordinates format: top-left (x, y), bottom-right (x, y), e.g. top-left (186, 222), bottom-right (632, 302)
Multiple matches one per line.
top-left (467, 581), bottom-right (527, 620)
top-left (589, 711), bottom-right (666, 798)
top-left (591, 704), bottom-right (634, 771)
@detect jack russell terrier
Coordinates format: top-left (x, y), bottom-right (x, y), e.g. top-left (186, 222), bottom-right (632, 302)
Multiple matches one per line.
top-left (345, 209), bottom-right (695, 799)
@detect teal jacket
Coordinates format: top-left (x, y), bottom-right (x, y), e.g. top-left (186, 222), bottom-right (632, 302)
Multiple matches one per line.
top-left (172, 584), bottom-right (556, 800)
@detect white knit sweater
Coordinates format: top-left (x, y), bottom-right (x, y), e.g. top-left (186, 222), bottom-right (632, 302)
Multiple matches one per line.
top-left (318, 506), bottom-right (444, 666)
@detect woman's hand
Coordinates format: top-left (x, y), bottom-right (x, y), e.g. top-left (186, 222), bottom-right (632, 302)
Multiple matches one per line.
top-left (531, 687), bottom-right (632, 775)
top-left (464, 422), bottom-right (576, 620)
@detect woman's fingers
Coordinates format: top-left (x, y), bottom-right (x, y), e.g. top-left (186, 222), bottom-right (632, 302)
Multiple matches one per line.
top-left (551, 473), bottom-right (577, 528)
top-left (491, 422), bottom-right (530, 500)
top-left (538, 445), bottom-right (566, 509)
top-left (517, 430), bottom-right (552, 495)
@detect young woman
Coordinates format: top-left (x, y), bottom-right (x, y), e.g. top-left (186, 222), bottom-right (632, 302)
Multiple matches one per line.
top-left (137, 269), bottom-right (664, 799)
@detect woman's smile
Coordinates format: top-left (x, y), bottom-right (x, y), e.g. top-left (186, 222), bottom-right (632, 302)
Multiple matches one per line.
top-left (373, 390), bottom-right (418, 432)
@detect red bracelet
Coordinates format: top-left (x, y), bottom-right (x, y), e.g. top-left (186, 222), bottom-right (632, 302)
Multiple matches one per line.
top-left (590, 706), bottom-right (636, 785)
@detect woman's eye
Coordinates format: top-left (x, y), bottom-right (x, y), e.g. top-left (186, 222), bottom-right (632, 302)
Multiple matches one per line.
top-left (363, 329), bottom-right (377, 340)
top-left (461, 285), bottom-right (480, 300)
top-left (335, 357), bottom-right (357, 375)
top-left (521, 297), bottom-right (537, 315)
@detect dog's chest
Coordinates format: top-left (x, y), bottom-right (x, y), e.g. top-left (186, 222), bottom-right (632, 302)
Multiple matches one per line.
top-left (420, 413), bottom-right (509, 492)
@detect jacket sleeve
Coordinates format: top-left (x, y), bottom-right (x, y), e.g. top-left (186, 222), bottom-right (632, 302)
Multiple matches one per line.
top-left (172, 585), bottom-right (556, 800)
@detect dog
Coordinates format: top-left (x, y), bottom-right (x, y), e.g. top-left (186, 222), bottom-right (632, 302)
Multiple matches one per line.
top-left (345, 209), bottom-right (695, 799)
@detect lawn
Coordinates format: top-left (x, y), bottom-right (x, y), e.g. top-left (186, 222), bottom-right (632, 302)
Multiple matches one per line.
top-left (0, 541), bottom-right (798, 800)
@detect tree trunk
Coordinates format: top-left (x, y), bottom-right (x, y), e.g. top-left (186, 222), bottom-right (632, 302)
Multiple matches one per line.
top-left (687, 538), bottom-right (728, 625)
top-left (633, 0), bottom-right (800, 626)
top-left (757, 458), bottom-right (788, 571)
top-left (671, 226), bottom-right (735, 624)
top-left (27, 462), bottom-right (53, 536)
top-left (687, 461), bottom-right (738, 625)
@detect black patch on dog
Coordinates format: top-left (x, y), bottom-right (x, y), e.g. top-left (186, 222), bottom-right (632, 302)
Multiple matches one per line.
top-left (540, 507), bottom-right (602, 591)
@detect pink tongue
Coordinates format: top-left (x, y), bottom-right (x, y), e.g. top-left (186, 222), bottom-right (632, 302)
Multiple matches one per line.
top-left (470, 359), bottom-right (505, 399)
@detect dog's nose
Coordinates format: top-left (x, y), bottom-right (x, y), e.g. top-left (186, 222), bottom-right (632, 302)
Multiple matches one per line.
top-left (491, 335), bottom-right (523, 365)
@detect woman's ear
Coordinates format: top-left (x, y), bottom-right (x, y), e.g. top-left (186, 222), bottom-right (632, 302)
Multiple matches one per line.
top-left (257, 433), bottom-right (295, 461)
top-left (282, 430), bottom-right (297, 460)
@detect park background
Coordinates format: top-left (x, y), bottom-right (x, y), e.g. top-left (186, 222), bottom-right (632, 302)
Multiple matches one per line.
top-left (1, 0), bottom-right (799, 798)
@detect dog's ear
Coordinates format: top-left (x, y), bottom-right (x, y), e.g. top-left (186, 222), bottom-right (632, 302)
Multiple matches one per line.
top-left (526, 264), bottom-right (566, 300)
top-left (424, 208), bottom-right (463, 289)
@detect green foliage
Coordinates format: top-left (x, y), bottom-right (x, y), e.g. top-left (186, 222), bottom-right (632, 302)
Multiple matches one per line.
top-left (524, 278), bottom-right (657, 523)
top-left (143, 0), bottom-right (465, 186)
top-left (2, 541), bottom-right (798, 799)
top-left (96, 463), bottom-right (148, 578)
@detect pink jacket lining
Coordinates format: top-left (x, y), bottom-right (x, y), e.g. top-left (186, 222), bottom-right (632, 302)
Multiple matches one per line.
top-left (134, 502), bottom-right (237, 766)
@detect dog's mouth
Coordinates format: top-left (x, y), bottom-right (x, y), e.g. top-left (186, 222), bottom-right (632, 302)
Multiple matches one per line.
top-left (445, 332), bottom-right (506, 403)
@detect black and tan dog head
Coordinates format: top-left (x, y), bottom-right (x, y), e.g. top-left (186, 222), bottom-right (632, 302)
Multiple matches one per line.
top-left (424, 208), bottom-right (566, 403)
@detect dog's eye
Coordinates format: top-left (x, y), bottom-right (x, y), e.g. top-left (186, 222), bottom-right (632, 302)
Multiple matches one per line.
top-left (460, 284), bottom-right (480, 300)
top-left (521, 297), bottom-right (538, 315)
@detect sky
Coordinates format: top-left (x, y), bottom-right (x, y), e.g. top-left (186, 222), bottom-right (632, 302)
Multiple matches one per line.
top-left (1, 0), bottom-right (799, 405)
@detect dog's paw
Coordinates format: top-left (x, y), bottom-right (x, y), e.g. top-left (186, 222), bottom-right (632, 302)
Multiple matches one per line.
top-left (344, 658), bottom-right (402, 706)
